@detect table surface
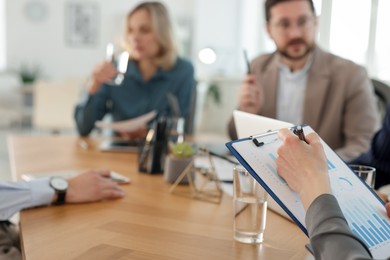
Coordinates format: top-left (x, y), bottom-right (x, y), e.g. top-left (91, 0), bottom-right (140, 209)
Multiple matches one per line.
top-left (8, 135), bottom-right (313, 260)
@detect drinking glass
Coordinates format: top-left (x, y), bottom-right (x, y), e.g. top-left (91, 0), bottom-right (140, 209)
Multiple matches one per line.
top-left (233, 164), bottom-right (267, 244)
top-left (348, 164), bottom-right (376, 188)
top-left (105, 42), bottom-right (130, 86)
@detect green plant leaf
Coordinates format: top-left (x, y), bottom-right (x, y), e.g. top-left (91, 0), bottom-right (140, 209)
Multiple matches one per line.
top-left (207, 83), bottom-right (221, 105)
top-left (169, 142), bottom-right (194, 158)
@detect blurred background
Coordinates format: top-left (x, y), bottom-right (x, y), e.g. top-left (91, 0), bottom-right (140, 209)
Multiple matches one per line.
top-left (0, 0), bottom-right (389, 179)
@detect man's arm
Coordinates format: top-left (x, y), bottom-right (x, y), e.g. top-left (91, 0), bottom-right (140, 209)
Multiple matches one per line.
top-left (0, 169), bottom-right (125, 220)
top-left (336, 66), bottom-right (380, 161)
top-left (227, 74), bottom-right (262, 140)
top-left (0, 179), bottom-right (53, 220)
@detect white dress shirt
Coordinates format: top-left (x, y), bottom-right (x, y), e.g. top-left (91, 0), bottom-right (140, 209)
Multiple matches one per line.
top-left (276, 56), bottom-right (313, 125)
top-left (0, 179), bottom-right (54, 220)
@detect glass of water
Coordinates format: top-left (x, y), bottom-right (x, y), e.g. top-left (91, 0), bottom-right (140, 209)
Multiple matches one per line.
top-left (348, 164), bottom-right (376, 189)
top-left (105, 42), bottom-right (130, 86)
top-left (233, 164), bottom-right (268, 244)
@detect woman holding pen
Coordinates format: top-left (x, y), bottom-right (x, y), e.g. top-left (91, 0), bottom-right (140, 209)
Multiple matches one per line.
top-left (75, 1), bottom-right (194, 138)
top-left (276, 128), bottom-right (390, 260)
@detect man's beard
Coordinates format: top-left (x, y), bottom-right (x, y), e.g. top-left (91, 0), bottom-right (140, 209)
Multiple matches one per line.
top-left (278, 38), bottom-right (314, 61)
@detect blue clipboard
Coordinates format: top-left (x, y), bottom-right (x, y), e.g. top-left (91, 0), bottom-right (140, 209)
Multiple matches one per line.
top-left (226, 133), bottom-right (308, 236)
top-left (225, 125), bottom-right (390, 259)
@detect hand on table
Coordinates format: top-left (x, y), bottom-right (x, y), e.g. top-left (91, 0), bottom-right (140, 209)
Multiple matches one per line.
top-left (65, 169), bottom-right (125, 203)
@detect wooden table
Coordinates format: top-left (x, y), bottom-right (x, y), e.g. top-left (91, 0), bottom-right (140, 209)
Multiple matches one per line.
top-left (8, 135), bottom-right (313, 260)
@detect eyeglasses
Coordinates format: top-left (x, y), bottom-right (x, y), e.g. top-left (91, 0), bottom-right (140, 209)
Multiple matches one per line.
top-left (270, 16), bottom-right (315, 34)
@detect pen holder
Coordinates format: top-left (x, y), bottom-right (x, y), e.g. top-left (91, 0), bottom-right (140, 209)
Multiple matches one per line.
top-left (138, 118), bottom-right (168, 174)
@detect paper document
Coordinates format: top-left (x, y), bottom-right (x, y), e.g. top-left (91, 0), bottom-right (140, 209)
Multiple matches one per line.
top-left (96, 110), bottom-right (157, 132)
top-left (233, 110), bottom-right (294, 219)
top-left (233, 110), bottom-right (293, 138)
top-left (226, 126), bottom-right (390, 259)
top-left (22, 170), bottom-right (130, 184)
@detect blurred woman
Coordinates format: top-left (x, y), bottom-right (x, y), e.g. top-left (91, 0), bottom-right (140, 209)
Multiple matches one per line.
top-left (75, 1), bottom-right (194, 138)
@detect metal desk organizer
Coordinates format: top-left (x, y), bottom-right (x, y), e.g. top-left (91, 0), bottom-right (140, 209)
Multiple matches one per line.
top-left (138, 117), bottom-right (168, 174)
top-left (169, 148), bottom-right (223, 204)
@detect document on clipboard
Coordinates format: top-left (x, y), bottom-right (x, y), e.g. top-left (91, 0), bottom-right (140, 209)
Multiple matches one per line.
top-left (226, 125), bottom-right (390, 259)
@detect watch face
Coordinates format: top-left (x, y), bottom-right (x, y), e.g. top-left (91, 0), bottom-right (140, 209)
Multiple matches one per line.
top-left (50, 177), bottom-right (68, 191)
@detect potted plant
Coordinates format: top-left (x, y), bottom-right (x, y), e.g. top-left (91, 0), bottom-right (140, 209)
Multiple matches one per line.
top-left (17, 64), bottom-right (41, 107)
top-left (19, 64), bottom-right (41, 85)
top-left (164, 142), bottom-right (194, 184)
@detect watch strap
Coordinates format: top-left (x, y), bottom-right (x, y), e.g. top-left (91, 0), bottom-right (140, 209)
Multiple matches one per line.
top-left (54, 190), bottom-right (66, 205)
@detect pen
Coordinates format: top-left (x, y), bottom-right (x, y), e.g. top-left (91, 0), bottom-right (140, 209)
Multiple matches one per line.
top-left (294, 125), bottom-right (308, 143)
top-left (243, 49), bottom-right (251, 74)
top-left (199, 147), bottom-right (237, 164)
top-left (219, 179), bottom-right (233, 184)
top-left (79, 140), bottom-right (89, 150)
top-left (201, 172), bottom-right (233, 184)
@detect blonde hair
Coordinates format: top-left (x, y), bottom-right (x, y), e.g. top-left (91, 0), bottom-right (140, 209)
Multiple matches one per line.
top-left (124, 2), bottom-right (177, 70)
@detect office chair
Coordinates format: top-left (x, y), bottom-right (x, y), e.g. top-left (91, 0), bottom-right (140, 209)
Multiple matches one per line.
top-left (371, 79), bottom-right (390, 122)
top-left (33, 80), bottom-right (82, 134)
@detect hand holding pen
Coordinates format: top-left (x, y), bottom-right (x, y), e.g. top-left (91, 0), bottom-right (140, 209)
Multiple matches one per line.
top-left (293, 125), bottom-right (308, 144)
top-left (238, 50), bottom-right (263, 114)
top-left (276, 128), bottom-right (331, 211)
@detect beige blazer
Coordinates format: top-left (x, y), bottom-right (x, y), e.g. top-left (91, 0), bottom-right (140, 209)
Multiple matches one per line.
top-left (229, 46), bottom-right (380, 161)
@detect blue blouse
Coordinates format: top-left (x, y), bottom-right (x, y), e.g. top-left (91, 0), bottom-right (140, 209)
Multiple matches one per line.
top-left (75, 57), bottom-right (195, 136)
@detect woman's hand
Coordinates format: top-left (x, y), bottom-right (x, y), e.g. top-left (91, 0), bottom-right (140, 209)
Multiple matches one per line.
top-left (276, 128), bottom-right (331, 211)
top-left (118, 125), bottom-right (148, 140)
top-left (88, 61), bottom-right (118, 94)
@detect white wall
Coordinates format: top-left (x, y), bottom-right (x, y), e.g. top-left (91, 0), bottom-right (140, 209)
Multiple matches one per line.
top-left (5, 0), bottom-right (271, 80)
top-left (3, 0), bottom-right (271, 137)
top-left (192, 0), bottom-right (241, 80)
top-left (5, 0), bottom-right (195, 80)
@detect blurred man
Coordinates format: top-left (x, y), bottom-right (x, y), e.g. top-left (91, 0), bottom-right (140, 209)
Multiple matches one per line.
top-left (228, 0), bottom-right (379, 161)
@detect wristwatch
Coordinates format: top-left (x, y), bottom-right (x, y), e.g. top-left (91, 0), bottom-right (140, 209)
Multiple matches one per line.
top-left (49, 177), bottom-right (68, 205)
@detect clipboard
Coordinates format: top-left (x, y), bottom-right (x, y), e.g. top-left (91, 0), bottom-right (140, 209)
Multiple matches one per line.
top-left (226, 125), bottom-right (390, 259)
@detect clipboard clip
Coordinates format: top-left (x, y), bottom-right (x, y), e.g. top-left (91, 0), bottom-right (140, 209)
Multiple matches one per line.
top-left (250, 130), bottom-right (279, 147)
top-left (250, 125), bottom-right (303, 147)
top-left (251, 137), bottom-right (279, 147)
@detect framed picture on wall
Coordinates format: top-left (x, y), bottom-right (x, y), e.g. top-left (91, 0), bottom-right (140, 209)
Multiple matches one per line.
top-left (65, 2), bottom-right (99, 47)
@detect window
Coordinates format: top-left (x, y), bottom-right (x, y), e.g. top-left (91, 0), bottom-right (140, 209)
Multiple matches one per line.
top-left (374, 0), bottom-right (390, 80)
top-left (313, 0), bottom-right (322, 16)
top-left (329, 0), bottom-right (371, 65)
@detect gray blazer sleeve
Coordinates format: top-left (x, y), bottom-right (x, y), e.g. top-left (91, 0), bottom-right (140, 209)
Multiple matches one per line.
top-left (306, 194), bottom-right (372, 260)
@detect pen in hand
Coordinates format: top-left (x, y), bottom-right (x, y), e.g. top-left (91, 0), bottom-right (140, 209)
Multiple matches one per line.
top-left (293, 125), bottom-right (308, 144)
top-left (243, 49), bottom-right (251, 74)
